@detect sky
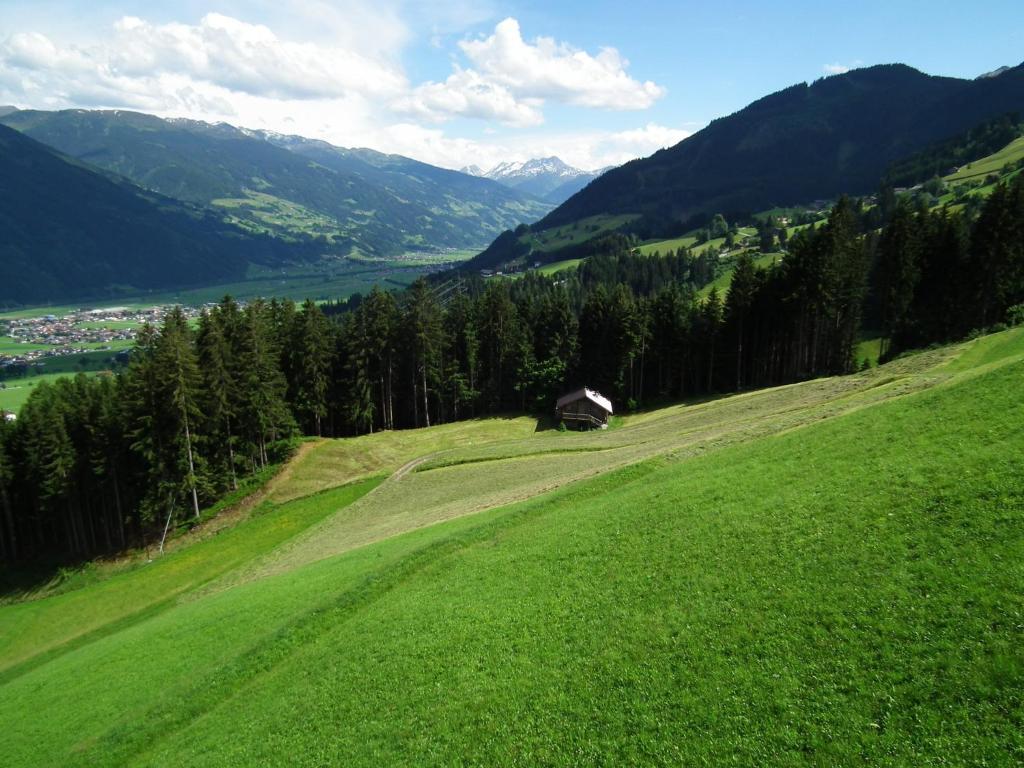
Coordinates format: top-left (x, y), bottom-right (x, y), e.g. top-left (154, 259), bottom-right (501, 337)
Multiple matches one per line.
top-left (1, 1), bottom-right (1022, 172)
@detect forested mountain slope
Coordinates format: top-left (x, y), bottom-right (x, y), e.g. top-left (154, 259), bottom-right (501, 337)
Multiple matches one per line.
top-left (0, 109), bottom-right (551, 257)
top-left (540, 62), bottom-right (1024, 230)
top-left (0, 125), bottom-right (291, 304)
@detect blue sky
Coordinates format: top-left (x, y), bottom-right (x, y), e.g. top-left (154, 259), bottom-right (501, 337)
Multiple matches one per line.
top-left (1, 1), bottom-right (1022, 170)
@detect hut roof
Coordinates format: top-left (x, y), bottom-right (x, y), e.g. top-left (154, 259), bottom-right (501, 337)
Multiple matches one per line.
top-left (556, 387), bottom-right (613, 414)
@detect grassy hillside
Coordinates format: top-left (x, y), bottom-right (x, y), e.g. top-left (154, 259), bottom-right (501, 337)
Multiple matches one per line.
top-left (945, 135), bottom-right (1024, 183)
top-left (1, 330), bottom-right (1022, 765)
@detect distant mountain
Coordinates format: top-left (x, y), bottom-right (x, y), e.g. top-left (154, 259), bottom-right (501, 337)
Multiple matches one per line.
top-left (539, 62), bottom-right (1024, 231)
top-left (977, 66), bottom-right (1012, 80)
top-left (0, 109), bottom-right (552, 258)
top-left (463, 157), bottom-right (610, 203)
top-left (0, 124), bottom-right (294, 305)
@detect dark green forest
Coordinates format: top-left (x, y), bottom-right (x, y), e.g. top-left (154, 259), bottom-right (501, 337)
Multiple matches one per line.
top-left (2, 175), bottom-right (1024, 567)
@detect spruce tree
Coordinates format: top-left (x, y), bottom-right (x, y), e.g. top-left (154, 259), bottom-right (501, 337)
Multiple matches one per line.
top-left (197, 309), bottom-right (239, 489)
top-left (726, 252), bottom-right (758, 390)
top-left (876, 199), bottom-right (922, 357)
top-left (290, 300), bottom-right (333, 436)
top-left (155, 308), bottom-right (204, 520)
top-left (702, 288), bottom-right (724, 392)
top-left (402, 280), bottom-right (443, 427)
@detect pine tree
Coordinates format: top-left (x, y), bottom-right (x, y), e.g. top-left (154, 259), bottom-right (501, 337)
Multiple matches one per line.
top-left (0, 419), bottom-right (15, 561)
top-left (971, 175), bottom-right (1024, 326)
top-left (443, 293), bottom-right (480, 421)
top-left (726, 252), bottom-right (758, 390)
top-left (197, 308), bottom-right (239, 489)
top-left (402, 280), bottom-right (443, 427)
top-left (235, 302), bottom-right (296, 469)
top-left (702, 287), bottom-right (724, 392)
top-left (290, 300), bottom-right (333, 436)
top-left (477, 283), bottom-right (525, 412)
top-left (155, 308), bottom-right (204, 520)
top-left (362, 288), bottom-right (399, 430)
top-left (876, 199), bottom-right (922, 357)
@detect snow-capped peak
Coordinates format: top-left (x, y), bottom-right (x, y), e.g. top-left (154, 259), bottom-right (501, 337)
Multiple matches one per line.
top-left (484, 156), bottom-right (587, 181)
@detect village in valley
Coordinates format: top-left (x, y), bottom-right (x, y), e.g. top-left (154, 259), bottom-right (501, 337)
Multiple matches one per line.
top-left (0, 305), bottom-right (212, 417)
top-left (0, 305), bottom-right (207, 369)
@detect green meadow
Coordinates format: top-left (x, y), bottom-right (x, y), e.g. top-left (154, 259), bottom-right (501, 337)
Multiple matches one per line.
top-left (697, 251), bottom-right (781, 299)
top-left (635, 233), bottom-right (699, 255)
top-left (1, 352), bottom-right (130, 414)
top-left (1, 374), bottom-right (91, 413)
top-left (535, 258), bottom-right (583, 275)
top-left (945, 135), bottom-right (1024, 183)
top-left (1, 329), bottom-right (1022, 765)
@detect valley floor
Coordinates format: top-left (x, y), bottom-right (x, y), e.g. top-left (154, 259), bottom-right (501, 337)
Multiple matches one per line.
top-left (1, 329), bottom-right (1022, 765)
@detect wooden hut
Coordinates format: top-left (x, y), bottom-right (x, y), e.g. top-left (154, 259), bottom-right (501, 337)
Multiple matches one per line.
top-left (555, 387), bottom-right (613, 429)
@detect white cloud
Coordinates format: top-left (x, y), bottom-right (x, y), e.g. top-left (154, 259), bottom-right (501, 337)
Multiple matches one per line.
top-left (397, 17), bottom-right (666, 124)
top-left (7, 13), bottom-right (408, 102)
top-left (0, 13), bottom-right (406, 125)
top-left (461, 18), bottom-right (664, 110)
top-left (823, 60), bottom-right (863, 76)
top-left (0, 9), bottom-right (680, 174)
top-left (397, 66), bottom-right (543, 126)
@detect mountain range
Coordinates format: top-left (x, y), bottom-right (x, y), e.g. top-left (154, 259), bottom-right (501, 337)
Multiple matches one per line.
top-left (0, 109), bottom-right (552, 260)
top-left (0, 123), bottom-right (293, 304)
top-left (462, 157), bottom-right (610, 203)
top-left (5, 62), bottom-right (1024, 305)
top-left (537, 63), bottom-right (1024, 234)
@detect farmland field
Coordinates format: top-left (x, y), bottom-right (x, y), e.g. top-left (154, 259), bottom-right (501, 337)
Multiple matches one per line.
top-left (0, 373), bottom-right (102, 413)
top-left (1, 328), bottom-right (1022, 765)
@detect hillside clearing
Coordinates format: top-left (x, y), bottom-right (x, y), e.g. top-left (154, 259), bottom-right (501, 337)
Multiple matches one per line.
top-left (945, 135), bottom-right (1024, 182)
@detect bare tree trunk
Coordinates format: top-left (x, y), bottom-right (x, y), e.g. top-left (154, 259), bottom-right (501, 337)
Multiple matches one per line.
top-left (638, 334), bottom-right (646, 403)
top-left (112, 466), bottom-right (126, 549)
top-left (422, 364), bottom-right (431, 428)
top-left (183, 412), bottom-right (200, 520)
top-left (226, 416), bottom-right (238, 491)
top-left (412, 377), bottom-right (419, 428)
top-left (0, 482), bottom-right (16, 561)
top-left (387, 359), bottom-right (395, 430)
top-left (158, 497), bottom-right (175, 554)
top-left (736, 318), bottom-right (744, 391)
top-left (707, 337), bottom-right (716, 392)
